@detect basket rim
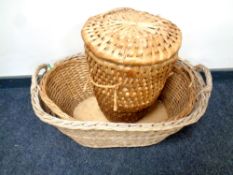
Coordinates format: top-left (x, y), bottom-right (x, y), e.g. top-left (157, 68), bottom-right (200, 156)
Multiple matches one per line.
top-left (31, 54), bottom-right (212, 132)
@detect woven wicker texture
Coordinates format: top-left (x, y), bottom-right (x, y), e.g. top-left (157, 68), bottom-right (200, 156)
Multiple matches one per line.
top-left (39, 55), bottom-right (93, 120)
top-left (32, 54), bottom-right (212, 148)
top-left (160, 62), bottom-right (200, 120)
top-left (81, 8), bottom-right (182, 64)
top-left (86, 50), bottom-right (176, 122)
top-left (82, 8), bottom-right (181, 122)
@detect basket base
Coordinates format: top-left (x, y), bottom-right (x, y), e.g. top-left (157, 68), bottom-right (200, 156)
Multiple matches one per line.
top-left (73, 96), bottom-right (168, 123)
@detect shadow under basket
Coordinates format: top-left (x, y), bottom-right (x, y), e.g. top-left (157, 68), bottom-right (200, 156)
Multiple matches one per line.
top-left (31, 54), bottom-right (212, 148)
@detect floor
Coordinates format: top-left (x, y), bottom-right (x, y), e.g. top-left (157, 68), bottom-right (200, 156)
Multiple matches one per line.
top-left (0, 74), bottom-right (232, 175)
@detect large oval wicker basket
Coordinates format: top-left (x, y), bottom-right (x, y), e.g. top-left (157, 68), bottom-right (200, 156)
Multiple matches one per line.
top-left (31, 54), bottom-right (212, 148)
top-left (81, 8), bottom-right (182, 122)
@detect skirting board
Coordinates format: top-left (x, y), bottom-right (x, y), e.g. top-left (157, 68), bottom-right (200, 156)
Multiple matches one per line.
top-left (0, 71), bottom-right (232, 89)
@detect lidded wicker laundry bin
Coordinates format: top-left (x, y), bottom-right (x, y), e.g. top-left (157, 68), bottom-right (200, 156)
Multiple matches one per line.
top-left (81, 8), bottom-right (182, 122)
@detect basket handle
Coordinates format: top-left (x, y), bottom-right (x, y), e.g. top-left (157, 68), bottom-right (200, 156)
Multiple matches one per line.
top-left (31, 53), bottom-right (85, 88)
top-left (194, 64), bottom-right (213, 94)
top-left (31, 64), bottom-right (49, 90)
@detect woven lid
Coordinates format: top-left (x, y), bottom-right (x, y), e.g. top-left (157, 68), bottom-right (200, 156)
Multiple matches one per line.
top-left (81, 8), bottom-right (182, 65)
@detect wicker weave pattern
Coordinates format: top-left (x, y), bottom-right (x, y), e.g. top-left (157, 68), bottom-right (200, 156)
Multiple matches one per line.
top-left (32, 54), bottom-right (212, 148)
top-left (82, 8), bottom-right (182, 64)
top-left (160, 61), bottom-right (200, 119)
top-left (86, 50), bottom-right (177, 122)
top-left (82, 8), bottom-right (182, 122)
top-left (40, 55), bottom-right (93, 120)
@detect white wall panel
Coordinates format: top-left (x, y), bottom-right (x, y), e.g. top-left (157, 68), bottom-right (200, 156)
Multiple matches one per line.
top-left (0, 0), bottom-right (232, 76)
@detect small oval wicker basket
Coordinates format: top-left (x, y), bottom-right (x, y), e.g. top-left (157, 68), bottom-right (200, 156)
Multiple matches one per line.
top-left (31, 54), bottom-right (212, 148)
